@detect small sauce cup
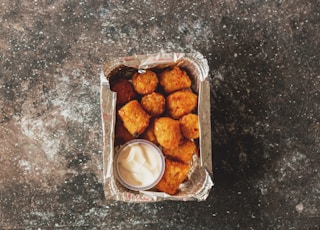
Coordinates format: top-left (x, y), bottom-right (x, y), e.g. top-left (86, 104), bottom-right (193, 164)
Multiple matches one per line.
top-left (114, 139), bottom-right (165, 191)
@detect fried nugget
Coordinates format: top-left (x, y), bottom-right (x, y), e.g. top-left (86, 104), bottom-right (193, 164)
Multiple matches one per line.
top-left (156, 159), bottom-right (190, 195)
top-left (179, 113), bottom-right (200, 139)
top-left (115, 121), bottom-right (134, 145)
top-left (118, 100), bottom-right (150, 137)
top-left (154, 117), bottom-right (182, 149)
top-left (132, 70), bottom-right (159, 95)
top-left (166, 89), bottom-right (198, 119)
top-left (159, 66), bottom-right (192, 94)
top-left (162, 139), bottom-right (196, 163)
top-left (141, 119), bottom-right (158, 145)
top-left (110, 78), bottom-right (137, 106)
top-left (141, 92), bottom-right (165, 116)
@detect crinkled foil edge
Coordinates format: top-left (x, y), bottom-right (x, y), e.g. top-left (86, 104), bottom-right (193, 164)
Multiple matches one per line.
top-left (101, 52), bottom-right (214, 202)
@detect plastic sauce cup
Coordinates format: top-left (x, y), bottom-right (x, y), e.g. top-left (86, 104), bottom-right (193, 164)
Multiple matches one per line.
top-left (114, 139), bottom-right (165, 191)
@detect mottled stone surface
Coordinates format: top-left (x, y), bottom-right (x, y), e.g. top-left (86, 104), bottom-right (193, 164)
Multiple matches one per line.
top-left (1, 0), bottom-right (319, 229)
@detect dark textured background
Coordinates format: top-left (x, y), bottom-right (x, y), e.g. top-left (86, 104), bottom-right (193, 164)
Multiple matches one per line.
top-left (1, 0), bottom-right (319, 229)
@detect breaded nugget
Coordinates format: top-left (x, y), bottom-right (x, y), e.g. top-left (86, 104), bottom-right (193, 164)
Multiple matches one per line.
top-left (162, 139), bottom-right (196, 163)
top-left (156, 159), bottom-right (190, 195)
top-left (132, 70), bottom-right (159, 95)
top-left (166, 89), bottom-right (198, 119)
top-left (154, 117), bottom-right (182, 149)
top-left (179, 113), bottom-right (200, 139)
top-left (141, 119), bottom-right (158, 145)
top-left (141, 92), bottom-right (165, 116)
top-left (159, 66), bottom-right (192, 94)
top-left (110, 78), bottom-right (137, 106)
top-left (118, 100), bottom-right (150, 137)
top-left (115, 121), bottom-right (134, 145)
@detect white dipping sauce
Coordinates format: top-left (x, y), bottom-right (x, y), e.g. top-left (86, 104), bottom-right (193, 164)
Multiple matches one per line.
top-left (117, 140), bottom-right (164, 189)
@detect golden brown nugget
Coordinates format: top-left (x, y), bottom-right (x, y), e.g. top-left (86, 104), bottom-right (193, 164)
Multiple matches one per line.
top-left (141, 92), bottom-right (165, 116)
top-left (156, 159), bottom-right (190, 195)
top-left (110, 78), bottom-right (137, 106)
top-left (162, 139), bottom-right (196, 164)
top-left (141, 119), bottom-right (158, 145)
top-left (115, 121), bottom-right (134, 145)
top-left (132, 70), bottom-right (159, 95)
top-left (159, 66), bottom-right (191, 94)
top-left (179, 113), bottom-right (200, 139)
top-left (154, 117), bottom-right (182, 149)
top-left (118, 100), bottom-right (150, 137)
top-left (166, 89), bottom-right (198, 119)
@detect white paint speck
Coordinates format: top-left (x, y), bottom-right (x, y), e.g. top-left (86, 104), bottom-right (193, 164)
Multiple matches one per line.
top-left (296, 203), bottom-right (304, 213)
top-left (19, 159), bottom-right (31, 171)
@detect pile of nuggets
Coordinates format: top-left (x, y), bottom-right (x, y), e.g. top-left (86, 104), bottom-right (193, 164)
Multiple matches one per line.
top-left (111, 66), bottom-right (200, 195)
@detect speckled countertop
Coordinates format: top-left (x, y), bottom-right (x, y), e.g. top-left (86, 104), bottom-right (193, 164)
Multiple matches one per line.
top-left (1, 0), bottom-right (319, 229)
